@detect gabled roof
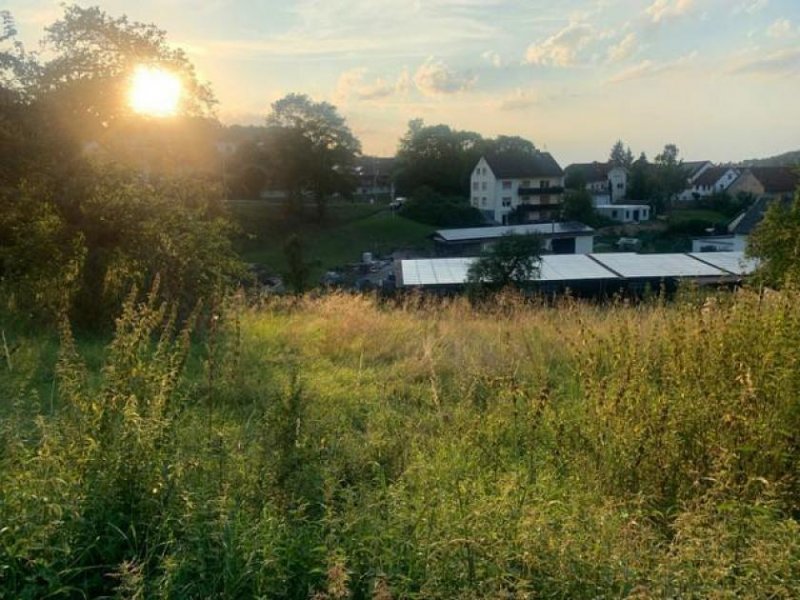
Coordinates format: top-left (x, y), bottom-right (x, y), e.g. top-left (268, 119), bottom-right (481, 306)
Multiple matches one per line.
top-left (681, 161), bottom-right (712, 177)
top-left (484, 152), bottom-right (564, 179)
top-left (730, 196), bottom-right (793, 236)
top-left (746, 167), bottom-right (800, 194)
top-left (564, 162), bottom-right (620, 183)
top-left (693, 166), bottom-right (737, 187)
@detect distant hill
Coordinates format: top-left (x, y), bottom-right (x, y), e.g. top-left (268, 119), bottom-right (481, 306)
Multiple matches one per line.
top-left (742, 150), bottom-right (800, 168)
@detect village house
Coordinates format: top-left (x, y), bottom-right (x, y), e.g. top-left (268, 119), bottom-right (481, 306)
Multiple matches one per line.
top-left (353, 156), bottom-right (395, 202)
top-left (595, 204), bottom-right (651, 223)
top-left (684, 166), bottom-right (740, 199)
top-left (727, 167), bottom-right (800, 202)
top-left (564, 162), bottom-right (627, 206)
top-left (470, 152), bottom-right (565, 225)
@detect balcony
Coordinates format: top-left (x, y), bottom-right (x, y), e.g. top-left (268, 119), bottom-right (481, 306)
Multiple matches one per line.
top-left (518, 186), bottom-right (564, 196)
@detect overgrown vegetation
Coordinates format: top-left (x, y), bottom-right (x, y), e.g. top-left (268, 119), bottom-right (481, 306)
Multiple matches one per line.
top-left (2, 288), bottom-right (799, 598)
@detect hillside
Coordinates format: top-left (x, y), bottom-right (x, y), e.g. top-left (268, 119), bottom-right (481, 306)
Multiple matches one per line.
top-left (742, 149), bottom-right (800, 167)
top-left (2, 290), bottom-right (798, 598)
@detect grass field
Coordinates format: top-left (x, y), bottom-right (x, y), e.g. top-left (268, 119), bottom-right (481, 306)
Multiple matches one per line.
top-left (2, 288), bottom-right (799, 598)
top-left (667, 208), bottom-right (730, 225)
top-left (229, 200), bottom-right (435, 281)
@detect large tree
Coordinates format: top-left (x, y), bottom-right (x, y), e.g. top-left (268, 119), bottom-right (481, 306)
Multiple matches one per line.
top-left (609, 140), bottom-right (634, 168)
top-left (467, 234), bottom-right (543, 289)
top-left (652, 144), bottom-right (686, 213)
top-left (266, 93), bottom-right (361, 219)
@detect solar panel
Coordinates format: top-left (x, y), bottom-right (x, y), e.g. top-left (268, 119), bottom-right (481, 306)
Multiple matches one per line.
top-left (591, 253), bottom-right (724, 278)
top-left (538, 255), bottom-right (619, 281)
top-left (688, 252), bottom-right (759, 276)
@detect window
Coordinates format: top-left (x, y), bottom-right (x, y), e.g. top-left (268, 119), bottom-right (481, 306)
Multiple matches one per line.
top-left (481, 182), bottom-right (487, 191)
top-left (617, 183), bottom-right (624, 189)
top-left (540, 180), bottom-right (548, 189)
top-left (522, 180), bottom-right (531, 187)
top-left (541, 195), bottom-right (550, 205)
top-left (612, 210), bottom-right (618, 219)
top-left (502, 197), bottom-right (512, 207)
top-left (473, 181), bottom-right (479, 191)
top-left (472, 196), bottom-right (478, 205)
top-left (502, 180), bottom-right (512, 190)
top-left (481, 197), bottom-right (487, 207)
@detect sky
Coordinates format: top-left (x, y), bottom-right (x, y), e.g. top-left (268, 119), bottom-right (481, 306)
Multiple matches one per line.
top-left (8, 0), bottom-right (800, 164)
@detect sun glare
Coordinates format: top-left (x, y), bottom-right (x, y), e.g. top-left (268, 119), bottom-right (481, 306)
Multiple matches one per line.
top-left (129, 66), bottom-right (182, 117)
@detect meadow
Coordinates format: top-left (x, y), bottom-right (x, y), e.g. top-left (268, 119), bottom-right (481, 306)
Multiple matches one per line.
top-left (1, 287), bottom-right (799, 599)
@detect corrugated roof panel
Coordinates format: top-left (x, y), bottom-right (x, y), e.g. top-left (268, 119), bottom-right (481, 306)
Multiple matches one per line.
top-left (689, 252), bottom-right (759, 276)
top-left (590, 253), bottom-right (724, 278)
top-left (436, 222), bottom-right (594, 242)
top-left (538, 255), bottom-right (619, 281)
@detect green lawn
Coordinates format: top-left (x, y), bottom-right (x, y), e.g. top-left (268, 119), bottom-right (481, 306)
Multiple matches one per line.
top-left (667, 209), bottom-right (730, 225)
top-left (229, 200), bottom-right (435, 280)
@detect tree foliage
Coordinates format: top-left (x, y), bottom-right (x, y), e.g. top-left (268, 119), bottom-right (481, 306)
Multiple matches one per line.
top-left (467, 234), bottom-right (543, 289)
top-left (609, 140), bottom-right (634, 168)
top-left (561, 189), bottom-right (596, 223)
top-left (747, 191), bottom-right (800, 287)
top-left (265, 93), bottom-right (361, 219)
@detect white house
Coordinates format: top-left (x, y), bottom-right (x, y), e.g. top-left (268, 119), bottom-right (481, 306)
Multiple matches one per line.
top-left (684, 166), bottom-right (739, 199)
top-left (595, 204), bottom-right (651, 223)
top-left (470, 152), bottom-right (565, 225)
top-left (564, 162), bottom-right (627, 206)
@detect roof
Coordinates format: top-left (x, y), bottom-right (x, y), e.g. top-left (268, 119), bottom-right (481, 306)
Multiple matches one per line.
top-left (595, 204), bottom-right (650, 210)
top-left (681, 161), bottom-right (711, 177)
top-left (434, 222), bottom-right (595, 243)
top-left (746, 167), bottom-right (800, 194)
top-left (693, 166), bottom-right (736, 188)
top-left (564, 162), bottom-right (620, 183)
top-left (399, 252), bottom-right (758, 287)
top-left (730, 196), bottom-right (793, 235)
top-left (484, 152), bottom-right (564, 179)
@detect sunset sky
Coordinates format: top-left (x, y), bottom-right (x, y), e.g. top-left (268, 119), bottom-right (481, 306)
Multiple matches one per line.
top-left (10, 0), bottom-right (800, 164)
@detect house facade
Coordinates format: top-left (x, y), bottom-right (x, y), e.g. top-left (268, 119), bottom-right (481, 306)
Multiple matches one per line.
top-left (595, 204), bottom-right (651, 223)
top-left (470, 152), bottom-right (565, 224)
top-left (354, 156), bottom-right (395, 201)
top-left (684, 166), bottom-right (740, 198)
top-left (727, 167), bottom-right (799, 201)
top-left (565, 162), bottom-right (627, 206)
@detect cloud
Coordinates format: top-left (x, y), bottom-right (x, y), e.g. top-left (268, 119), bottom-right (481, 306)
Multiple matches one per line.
top-left (334, 67), bottom-right (414, 104)
top-left (481, 50), bottom-right (503, 68)
top-left (767, 19), bottom-right (794, 39)
top-left (608, 51), bottom-right (697, 83)
top-left (607, 32), bottom-right (638, 63)
top-left (525, 22), bottom-right (595, 67)
top-left (495, 88), bottom-right (539, 111)
top-left (645, 0), bottom-right (696, 24)
top-left (728, 48), bottom-right (800, 77)
top-left (413, 57), bottom-right (476, 96)
top-left (734, 0), bottom-right (768, 15)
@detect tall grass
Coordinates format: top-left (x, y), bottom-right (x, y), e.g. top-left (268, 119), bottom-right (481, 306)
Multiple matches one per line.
top-left (1, 288), bottom-right (799, 598)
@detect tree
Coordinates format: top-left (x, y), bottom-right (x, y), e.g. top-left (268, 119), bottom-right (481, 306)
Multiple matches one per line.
top-left (609, 140), bottom-right (634, 168)
top-left (266, 93), bottom-right (361, 219)
top-left (400, 186), bottom-right (485, 227)
top-left (394, 120), bottom-right (485, 197)
top-left (37, 5), bottom-right (215, 137)
top-left (747, 191), bottom-right (800, 287)
top-left (561, 189), bottom-right (596, 223)
top-left (628, 152), bottom-right (653, 201)
top-left (467, 234), bottom-right (543, 289)
top-left (283, 235), bottom-right (311, 294)
top-left (652, 144), bottom-right (686, 213)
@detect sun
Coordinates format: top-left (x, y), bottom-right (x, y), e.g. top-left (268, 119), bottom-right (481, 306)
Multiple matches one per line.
top-left (129, 66), bottom-right (182, 117)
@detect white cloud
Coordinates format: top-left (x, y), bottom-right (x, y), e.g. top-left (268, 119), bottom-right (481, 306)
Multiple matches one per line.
top-left (734, 0), bottom-right (768, 15)
top-left (525, 22), bottom-right (595, 67)
top-left (728, 47), bottom-right (800, 77)
top-left (413, 57), bottom-right (476, 96)
top-left (334, 67), bottom-right (412, 103)
top-left (481, 50), bottom-right (503, 68)
top-left (608, 51), bottom-right (697, 83)
top-left (767, 19), bottom-right (794, 39)
top-left (607, 32), bottom-right (638, 63)
top-left (495, 88), bottom-right (539, 111)
top-left (645, 0), bottom-right (696, 24)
